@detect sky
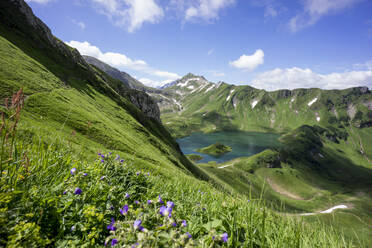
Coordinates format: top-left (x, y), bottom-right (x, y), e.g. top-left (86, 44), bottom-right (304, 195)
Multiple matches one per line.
top-left (25, 0), bottom-right (372, 90)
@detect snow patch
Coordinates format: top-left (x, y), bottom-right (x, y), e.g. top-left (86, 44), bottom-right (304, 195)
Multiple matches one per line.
top-left (205, 84), bottom-right (216, 93)
top-left (308, 97), bottom-right (318, 106)
top-left (320, 205), bottom-right (348, 213)
top-left (178, 77), bottom-right (200, 87)
top-left (251, 100), bottom-right (259, 109)
top-left (187, 85), bottom-right (194, 90)
top-left (226, 89), bottom-right (235, 102)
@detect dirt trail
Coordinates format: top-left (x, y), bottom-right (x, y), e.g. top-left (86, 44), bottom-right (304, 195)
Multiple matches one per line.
top-left (266, 178), bottom-right (304, 200)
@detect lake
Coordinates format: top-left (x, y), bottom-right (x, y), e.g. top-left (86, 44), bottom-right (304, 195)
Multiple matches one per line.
top-left (177, 131), bottom-right (281, 163)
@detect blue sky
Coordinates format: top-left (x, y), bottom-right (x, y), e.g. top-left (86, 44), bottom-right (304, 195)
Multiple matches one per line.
top-left (25, 0), bottom-right (372, 90)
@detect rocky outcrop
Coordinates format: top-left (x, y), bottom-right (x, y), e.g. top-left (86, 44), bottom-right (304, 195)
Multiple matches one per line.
top-left (126, 90), bottom-right (161, 122)
top-left (0, 0), bottom-right (88, 68)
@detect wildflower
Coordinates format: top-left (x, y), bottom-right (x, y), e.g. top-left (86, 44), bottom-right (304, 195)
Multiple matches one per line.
top-left (135, 200), bottom-right (139, 204)
top-left (182, 220), bottom-right (187, 227)
top-left (167, 201), bottom-right (174, 208)
top-left (63, 191), bottom-right (67, 195)
top-left (98, 152), bottom-right (101, 156)
top-left (115, 155), bottom-right (120, 160)
top-left (109, 152), bottom-right (112, 155)
top-left (212, 236), bottom-right (215, 240)
top-left (111, 239), bottom-right (118, 246)
top-left (147, 200), bottom-right (152, 204)
top-left (70, 168), bottom-right (77, 175)
top-left (101, 154), bottom-right (105, 159)
top-left (136, 172), bottom-right (140, 176)
top-left (186, 232), bottom-right (192, 239)
top-left (125, 193), bottom-right (130, 198)
top-left (101, 159), bottom-right (104, 163)
top-left (71, 226), bottom-right (75, 231)
top-left (100, 176), bottom-right (106, 180)
top-left (120, 159), bottom-right (124, 163)
top-left (74, 188), bottom-right (82, 195)
top-left (107, 218), bottom-right (116, 231)
top-left (147, 172), bottom-right (150, 176)
top-left (221, 233), bottom-right (228, 243)
top-left (159, 206), bottom-right (172, 218)
top-left (83, 173), bottom-right (88, 176)
top-left (172, 222), bottom-right (177, 227)
top-left (133, 220), bottom-right (143, 231)
top-left (132, 243), bottom-right (139, 248)
top-left (158, 195), bottom-right (164, 204)
top-left (120, 205), bottom-right (129, 215)
top-left (110, 206), bottom-right (114, 211)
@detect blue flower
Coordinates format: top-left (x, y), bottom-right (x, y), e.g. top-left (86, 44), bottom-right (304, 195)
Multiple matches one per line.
top-left (172, 222), bottom-right (177, 227)
top-left (221, 233), bottom-right (228, 243)
top-left (136, 172), bottom-right (140, 176)
top-left (158, 195), bottom-right (164, 204)
top-left (107, 218), bottom-right (116, 231)
top-left (63, 191), bottom-right (67, 195)
top-left (101, 159), bottom-right (104, 163)
top-left (101, 154), bottom-right (105, 159)
top-left (98, 152), bottom-right (101, 156)
top-left (74, 188), bottom-right (82, 195)
top-left (120, 159), bottom-right (124, 163)
top-left (125, 193), bottom-right (130, 198)
top-left (111, 239), bottom-right (118, 246)
top-left (182, 220), bottom-right (187, 227)
top-left (115, 155), bottom-right (120, 160)
top-left (159, 206), bottom-right (172, 218)
top-left (186, 232), bottom-right (192, 239)
top-left (131, 243), bottom-right (139, 248)
top-left (83, 173), bottom-right (88, 176)
top-left (147, 200), bottom-right (152, 204)
top-left (133, 220), bottom-right (143, 231)
top-left (120, 205), bottom-right (129, 215)
top-left (100, 176), bottom-right (106, 180)
top-left (70, 168), bottom-right (77, 175)
top-left (167, 201), bottom-right (175, 208)
top-left (135, 200), bottom-right (139, 204)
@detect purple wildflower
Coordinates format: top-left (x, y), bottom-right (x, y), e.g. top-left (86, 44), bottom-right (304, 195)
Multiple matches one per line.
top-left (125, 193), bottom-right (130, 198)
top-left (120, 205), bottom-right (129, 215)
top-left (147, 172), bottom-right (150, 176)
top-left (107, 218), bottom-right (116, 231)
top-left (100, 176), bottom-right (106, 180)
top-left (172, 222), bottom-right (177, 227)
top-left (83, 173), bottom-right (88, 176)
top-left (167, 201), bottom-right (175, 208)
top-left (70, 168), bottom-right (77, 175)
top-left (115, 155), bottom-right (120, 160)
top-left (111, 239), bottom-right (118, 246)
top-left (159, 206), bottom-right (172, 218)
top-left (98, 152), bottom-right (101, 156)
top-left (63, 191), bottom-right (67, 195)
top-left (120, 159), bottom-right (124, 163)
top-left (133, 220), bottom-right (143, 231)
top-left (212, 236), bottom-right (215, 240)
top-left (101, 154), bottom-right (105, 159)
top-left (182, 220), bottom-right (187, 227)
top-left (101, 159), bottom-right (104, 163)
top-left (74, 188), bottom-right (82, 195)
top-left (136, 172), bottom-right (140, 176)
top-left (109, 152), bottom-right (112, 155)
top-left (131, 243), bottom-right (139, 248)
top-left (158, 195), bottom-right (164, 204)
top-left (135, 200), bottom-right (139, 204)
top-left (110, 206), bottom-right (114, 211)
top-left (71, 226), bottom-right (75, 231)
top-left (221, 233), bottom-right (228, 243)
top-left (147, 200), bottom-right (152, 204)
top-left (186, 232), bottom-right (192, 239)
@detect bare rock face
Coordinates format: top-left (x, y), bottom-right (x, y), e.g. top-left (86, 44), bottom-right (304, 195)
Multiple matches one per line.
top-left (126, 91), bottom-right (161, 122)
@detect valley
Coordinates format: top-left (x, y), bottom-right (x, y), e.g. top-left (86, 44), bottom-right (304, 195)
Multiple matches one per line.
top-left (0, 0), bottom-right (371, 247)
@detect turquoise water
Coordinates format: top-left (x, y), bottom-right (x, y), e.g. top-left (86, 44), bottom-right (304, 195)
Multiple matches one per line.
top-left (177, 131), bottom-right (281, 163)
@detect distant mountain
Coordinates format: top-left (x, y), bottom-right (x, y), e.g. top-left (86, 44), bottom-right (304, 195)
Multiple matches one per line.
top-left (160, 73), bottom-right (372, 138)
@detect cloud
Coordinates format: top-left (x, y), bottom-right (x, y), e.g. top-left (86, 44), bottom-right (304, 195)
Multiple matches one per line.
top-left (206, 70), bottom-right (225, 77)
top-left (289, 0), bottom-right (361, 32)
top-left (91, 0), bottom-right (164, 32)
top-left (354, 60), bottom-right (372, 70)
top-left (264, 5), bottom-right (277, 18)
top-left (71, 19), bottom-right (86, 29)
top-left (250, 67), bottom-right (372, 91)
top-left (66, 40), bottom-right (180, 83)
top-left (25, 0), bottom-right (54, 3)
top-left (229, 49), bottom-right (264, 71)
top-left (139, 78), bottom-right (174, 87)
top-left (207, 48), bottom-right (214, 55)
top-left (174, 0), bottom-right (235, 22)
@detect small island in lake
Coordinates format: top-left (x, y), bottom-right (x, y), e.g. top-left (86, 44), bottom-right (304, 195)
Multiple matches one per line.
top-left (196, 142), bottom-right (232, 156)
top-left (186, 154), bottom-right (204, 162)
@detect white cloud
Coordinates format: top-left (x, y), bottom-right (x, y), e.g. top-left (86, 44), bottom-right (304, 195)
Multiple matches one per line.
top-left (250, 67), bottom-right (372, 91)
top-left (289, 0), bottom-right (361, 32)
top-left (91, 0), bottom-right (164, 32)
top-left (66, 40), bottom-right (180, 83)
top-left (139, 78), bottom-right (174, 87)
top-left (25, 0), bottom-right (54, 3)
top-left (229, 49), bottom-right (264, 71)
top-left (71, 19), bottom-right (86, 29)
top-left (354, 60), bottom-right (372, 70)
top-left (264, 5), bottom-right (277, 18)
top-left (183, 0), bottom-right (235, 21)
